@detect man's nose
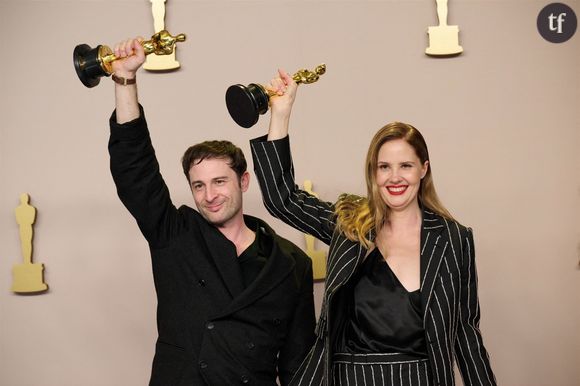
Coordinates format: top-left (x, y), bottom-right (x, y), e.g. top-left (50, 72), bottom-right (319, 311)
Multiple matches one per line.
top-left (204, 186), bottom-right (217, 202)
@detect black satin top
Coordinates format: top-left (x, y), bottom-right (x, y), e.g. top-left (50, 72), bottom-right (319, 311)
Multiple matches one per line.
top-left (338, 248), bottom-right (427, 357)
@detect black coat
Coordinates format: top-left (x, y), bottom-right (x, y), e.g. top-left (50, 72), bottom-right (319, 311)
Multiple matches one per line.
top-left (108, 109), bottom-right (316, 386)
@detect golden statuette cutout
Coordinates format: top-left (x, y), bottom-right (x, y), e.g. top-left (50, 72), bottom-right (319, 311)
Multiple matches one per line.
top-left (426, 0), bottom-right (463, 56)
top-left (11, 193), bottom-right (48, 294)
top-left (73, 30), bottom-right (186, 88)
top-left (144, 0), bottom-right (181, 71)
top-left (226, 64), bottom-right (326, 128)
top-left (303, 180), bottom-right (327, 281)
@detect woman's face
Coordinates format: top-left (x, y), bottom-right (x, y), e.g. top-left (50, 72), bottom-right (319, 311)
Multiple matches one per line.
top-left (375, 139), bottom-right (428, 212)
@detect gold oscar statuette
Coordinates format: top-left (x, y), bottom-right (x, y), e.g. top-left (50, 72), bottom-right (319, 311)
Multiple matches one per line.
top-left (426, 0), bottom-right (463, 56)
top-left (225, 64), bottom-right (326, 128)
top-left (73, 30), bottom-right (186, 88)
top-left (11, 193), bottom-right (48, 294)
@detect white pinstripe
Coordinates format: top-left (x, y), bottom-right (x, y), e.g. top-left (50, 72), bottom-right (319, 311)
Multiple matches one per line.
top-left (346, 363), bottom-right (350, 386)
top-left (429, 309), bottom-right (448, 382)
top-left (441, 258), bottom-right (458, 340)
top-left (433, 292), bottom-right (453, 372)
top-left (420, 232), bottom-right (430, 255)
top-left (416, 362), bottom-right (420, 386)
top-left (398, 365), bottom-right (402, 386)
top-left (307, 349), bottom-right (325, 386)
top-left (362, 364), bottom-right (368, 386)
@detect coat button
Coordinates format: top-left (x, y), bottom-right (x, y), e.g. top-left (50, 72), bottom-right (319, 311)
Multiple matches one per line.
top-left (199, 360), bottom-right (207, 369)
top-left (240, 375), bottom-right (249, 384)
top-left (273, 318), bottom-right (281, 326)
top-left (206, 322), bottom-right (215, 330)
top-left (198, 279), bottom-right (206, 287)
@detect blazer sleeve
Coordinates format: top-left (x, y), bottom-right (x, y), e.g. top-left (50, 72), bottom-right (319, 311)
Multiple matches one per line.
top-left (250, 135), bottom-right (336, 245)
top-left (277, 249), bottom-right (316, 386)
top-left (108, 106), bottom-right (180, 248)
top-left (454, 228), bottom-right (497, 385)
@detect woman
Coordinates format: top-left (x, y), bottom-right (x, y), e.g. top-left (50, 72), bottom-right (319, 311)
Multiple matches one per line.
top-left (249, 70), bottom-right (496, 386)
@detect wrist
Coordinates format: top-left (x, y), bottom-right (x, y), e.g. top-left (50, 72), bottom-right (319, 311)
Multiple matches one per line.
top-left (112, 73), bottom-right (136, 86)
top-left (268, 117), bottom-right (290, 141)
top-left (270, 109), bottom-right (291, 123)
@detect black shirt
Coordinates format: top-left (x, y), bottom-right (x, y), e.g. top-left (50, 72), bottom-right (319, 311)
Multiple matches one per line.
top-left (338, 248), bottom-right (427, 357)
top-left (238, 223), bottom-right (272, 288)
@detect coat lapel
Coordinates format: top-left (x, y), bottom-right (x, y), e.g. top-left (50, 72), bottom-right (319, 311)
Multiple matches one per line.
top-left (420, 209), bottom-right (449, 323)
top-left (215, 223), bottom-right (296, 317)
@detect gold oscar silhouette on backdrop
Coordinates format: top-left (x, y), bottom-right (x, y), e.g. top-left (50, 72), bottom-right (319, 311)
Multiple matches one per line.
top-left (144, 0), bottom-right (182, 71)
top-left (426, 0), bottom-right (463, 56)
top-left (303, 180), bottom-right (327, 281)
top-left (11, 193), bottom-right (48, 294)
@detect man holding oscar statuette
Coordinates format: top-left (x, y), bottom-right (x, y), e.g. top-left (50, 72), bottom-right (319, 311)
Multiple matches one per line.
top-left (107, 37), bottom-right (315, 386)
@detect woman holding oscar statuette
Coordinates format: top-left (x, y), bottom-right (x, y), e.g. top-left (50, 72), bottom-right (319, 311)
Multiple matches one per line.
top-left (249, 70), bottom-right (496, 386)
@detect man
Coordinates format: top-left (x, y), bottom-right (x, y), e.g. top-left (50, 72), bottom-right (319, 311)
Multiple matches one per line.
top-left (108, 37), bottom-right (315, 386)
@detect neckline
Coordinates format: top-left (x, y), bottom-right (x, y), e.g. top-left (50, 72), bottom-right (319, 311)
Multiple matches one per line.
top-left (373, 248), bottom-right (421, 294)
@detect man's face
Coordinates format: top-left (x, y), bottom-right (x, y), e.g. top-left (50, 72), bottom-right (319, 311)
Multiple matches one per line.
top-left (188, 157), bottom-right (249, 228)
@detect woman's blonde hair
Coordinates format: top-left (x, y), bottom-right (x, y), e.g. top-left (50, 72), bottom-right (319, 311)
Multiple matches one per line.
top-left (335, 122), bottom-right (453, 247)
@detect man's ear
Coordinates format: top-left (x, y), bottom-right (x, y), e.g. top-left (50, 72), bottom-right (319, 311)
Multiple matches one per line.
top-left (240, 171), bottom-right (250, 192)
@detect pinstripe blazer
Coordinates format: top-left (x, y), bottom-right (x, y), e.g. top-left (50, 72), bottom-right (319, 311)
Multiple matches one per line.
top-left (250, 135), bottom-right (496, 386)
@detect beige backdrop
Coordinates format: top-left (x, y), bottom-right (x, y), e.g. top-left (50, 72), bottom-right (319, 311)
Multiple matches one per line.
top-left (1, 0), bottom-right (579, 385)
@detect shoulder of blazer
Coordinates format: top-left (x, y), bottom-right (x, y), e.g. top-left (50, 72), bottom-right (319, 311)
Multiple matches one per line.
top-left (424, 209), bottom-right (470, 237)
top-left (428, 210), bottom-right (472, 265)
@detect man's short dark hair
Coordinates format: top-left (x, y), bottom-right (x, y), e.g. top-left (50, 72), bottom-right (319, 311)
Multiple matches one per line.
top-left (181, 140), bottom-right (247, 183)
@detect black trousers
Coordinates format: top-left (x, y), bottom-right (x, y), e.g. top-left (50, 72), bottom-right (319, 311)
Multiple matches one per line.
top-left (332, 353), bottom-right (432, 386)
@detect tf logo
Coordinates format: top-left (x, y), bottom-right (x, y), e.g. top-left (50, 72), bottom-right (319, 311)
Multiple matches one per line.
top-left (537, 3), bottom-right (577, 43)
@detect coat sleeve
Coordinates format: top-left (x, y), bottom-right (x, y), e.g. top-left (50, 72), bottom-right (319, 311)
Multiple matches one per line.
top-left (277, 248), bottom-right (316, 386)
top-left (250, 135), bottom-right (336, 245)
top-left (454, 228), bottom-right (497, 385)
top-left (108, 106), bottom-right (181, 248)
